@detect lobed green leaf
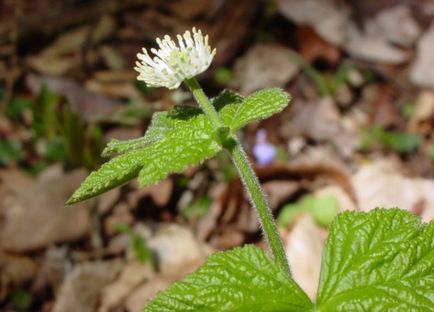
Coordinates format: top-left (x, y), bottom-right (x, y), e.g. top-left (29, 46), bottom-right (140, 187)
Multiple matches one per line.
top-left (316, 208), bottom-right (434, 311)
top-left (101, 111), bottom-right (175, 157)
top-left (66, 148), bottom-right (148, 205)
top-left (144, 245), bottom-right (313, 312)
top-left (217, 88), bottom-right (290, 132)
top-left (67, 107), bottom-right (221, 204)
top-left (137, 110), bottom-right (221, 186)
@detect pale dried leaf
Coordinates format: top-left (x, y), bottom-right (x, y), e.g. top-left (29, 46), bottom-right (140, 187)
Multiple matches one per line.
top-left (230, 44), bottom-right (299, 94)
top-left (352, 159), bottom-right (434, 222)
top-left (53, 261), bottom-right (122, 312)
top-left (285, 213), bottom-right (324, 299)
top-left (410, 24), bottom-right (434, 88)
top-left (0, 170), bottom-right (91, 252)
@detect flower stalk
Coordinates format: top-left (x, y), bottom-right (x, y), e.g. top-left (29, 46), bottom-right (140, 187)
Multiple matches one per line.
top-left (184, 77), bottom-right (291, 276)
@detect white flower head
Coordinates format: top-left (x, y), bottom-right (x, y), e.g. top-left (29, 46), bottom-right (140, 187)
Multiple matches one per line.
top-left (134, 27), bottom-right (216, 89)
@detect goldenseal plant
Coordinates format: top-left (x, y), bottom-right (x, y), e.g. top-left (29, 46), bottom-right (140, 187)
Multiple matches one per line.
top-left (68, 28), bottom-right (434, 311)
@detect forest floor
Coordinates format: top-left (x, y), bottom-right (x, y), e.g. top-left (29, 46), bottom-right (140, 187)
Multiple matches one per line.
top-left (0, 0), bottom-right (433, 311)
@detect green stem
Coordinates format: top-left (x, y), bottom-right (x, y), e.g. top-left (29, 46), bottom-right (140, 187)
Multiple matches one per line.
top-left (184, 77), bottom-right (291, 275)
top-left (184, 77), bottom-right (223, 128)
top-left (230, 140), bottom-right (291, 275)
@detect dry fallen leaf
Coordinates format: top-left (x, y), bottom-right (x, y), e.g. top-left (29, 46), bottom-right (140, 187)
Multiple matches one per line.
top-left (277, 0), bottom-right (348, 46)
top-left (99, 262), bottom-right (154, 312)
top-left (52, 261), bottom-right (122, 312)
top-left (410, 23), bottom-right (434, 89)
top-left (408, 91), bottom-right (434, 134)
top-left (284, 213), bottom-right (325, 299)
top-left (281, 97), bottom-right (360, 156)
top-left (125, 276), bottom-right (174, 312)
top-left (26, 74), bottom-right (124, 123)
top-left (0, 253), bottom-right (36, 301)
top-left (145, 223), bottom-right (212, 276)
top-left (230, 44), bottom-right (299, 94)
top-left (0, 169), bottom-right (91, 252)
top-left (352, 159), bottom-right (434, 222)
top-left (366, 5), bottom-right (421, 47)
top-left (278, 0), bottom-right (411, 64)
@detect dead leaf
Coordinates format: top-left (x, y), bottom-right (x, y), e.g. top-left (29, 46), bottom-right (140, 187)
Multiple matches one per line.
top-left (281, 97), bottom-right (342, 142)
top-left (0, 169), bottom-right (91, 252)
top-left (284, 213), bottom-right (325, 299)
top-left (26, 74), bottom-right (124, 123)
top-left (367, 84), bottom-right (401, 127)
top-left (262, 180), bottom-right (300, 211)
top-left (125, 257), bottom-right (206, 312)
top-left (408, 91), bottom-right (434, 134)
top-left (278, 0), bottom-right (410, 64)
top-left (127, 179), bottom-right (173, 208)
top-left (230, 44), bottom-right (299, 94)
top-left (145, 223), bottom-right (212, 276)
top-left (99, 262), bottom-right (154, 312)
top-left (0, 253), bottom-right (36, 301)
top-left (366, 5), bottom-right (421, 47)
top-left (277, 0), bottom-right (348, 46)
top-left (32, 246), bottom-right (71, 293)
top-left (28, 15), bottom-right (116, 76)
top-left (281, 97), bottom-right (360, 155)
top-left (28, 26), bottom-right (90, 76)
top-left (52, 261), bottom-right (122, 312)
top-left (410, 23), bottom-right (434, 89)
top-left (164, 0), bottom-right (213, 19)
top-left (99, 46), bottom-right (127, 70)
top-left (125, 276), bottom-right (173, 312)
top-left (352, 159), bottom-right (434, 222)
top-left (297, 26), bottom-right (341, 64)
top-left (345, 25), bottom-right (408, 64)
top-left (0, 169), bottom-right (34, 196)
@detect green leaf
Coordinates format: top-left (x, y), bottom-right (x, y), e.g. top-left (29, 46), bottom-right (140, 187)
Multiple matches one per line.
top-left (102, 112), bottom-right (170, 157)
top-left (138, 108), bottom-right (221, 186)
top-left (218, 88), bottom-right (290, 131)
top-left (0, 139), bottom-right (22, 165)
top-left (6, 97), bottom-right (32, 119)
top-left (362, 126), bottom-right (422, 154)
top-left (68, 106), bottom-right (222, 204)
top-left (212, 90), bottom-right (244, 113)
top-left (144, 245), bottom-right (312, 311)
top-left (316, 208), bottom-right (434, 311)
top-left (66, 148), bottom-right (147, 205)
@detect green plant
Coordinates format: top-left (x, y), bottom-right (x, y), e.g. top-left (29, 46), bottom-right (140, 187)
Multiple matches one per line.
top-left (115, 223), bottom-right (155, 266)
top-left (67, 28), bottom-right (434, 311)
top-left (0, 139), bottom-right (23, 165)
top-left (362, 126), bottom-right (422, 154)
top-left (5, 86), bottom-right (105, 172)
top-left (278, 194), bottom-right (338, 227)
top-left (290, 52), bottom-right (353, 96)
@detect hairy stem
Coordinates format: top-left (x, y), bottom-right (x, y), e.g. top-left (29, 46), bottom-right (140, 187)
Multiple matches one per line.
top-left (184, 77), bottom-right (223, 128)
top-left (229, 139), bottom-right (290, 275)
top-left (184, 77), bottom-right (291, 275)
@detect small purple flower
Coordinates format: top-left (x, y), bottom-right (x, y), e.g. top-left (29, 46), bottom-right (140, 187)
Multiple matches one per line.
top-left (253, 129), bottom-right (276, 166)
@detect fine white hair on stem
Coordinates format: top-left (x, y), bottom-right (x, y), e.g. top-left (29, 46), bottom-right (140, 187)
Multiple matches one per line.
top-left (134, 27), bottom-right (216, 90)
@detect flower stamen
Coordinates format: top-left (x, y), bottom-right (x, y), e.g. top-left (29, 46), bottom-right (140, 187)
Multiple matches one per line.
top-left (134, 27), bottom-right (216, 89)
